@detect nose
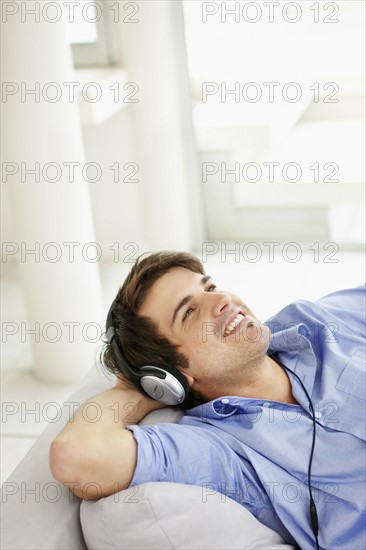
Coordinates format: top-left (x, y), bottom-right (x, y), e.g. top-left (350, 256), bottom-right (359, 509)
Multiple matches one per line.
top-left (206, 291), bottom-right (231, 319)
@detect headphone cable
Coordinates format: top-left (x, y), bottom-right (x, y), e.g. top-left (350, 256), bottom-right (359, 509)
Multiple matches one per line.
top-left (271, 355), bottom-right (320, 550)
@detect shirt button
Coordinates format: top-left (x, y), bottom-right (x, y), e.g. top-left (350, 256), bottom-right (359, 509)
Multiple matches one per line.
top-left (314, 411), bottom-right (322, 419)
top-left (262, 402), bottom-right (271, 407)
top-left (221, 398), bottom-right (230, 404)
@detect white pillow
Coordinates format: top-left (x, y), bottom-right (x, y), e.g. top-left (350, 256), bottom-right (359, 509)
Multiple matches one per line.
top-left (80, 482), bottom-right (295, 550)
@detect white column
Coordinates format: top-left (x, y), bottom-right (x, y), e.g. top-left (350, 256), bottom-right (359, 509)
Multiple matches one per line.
top-left (1, 4), bottom-right (104, 383)
top-left (117, 0), bottom-right (205, 251)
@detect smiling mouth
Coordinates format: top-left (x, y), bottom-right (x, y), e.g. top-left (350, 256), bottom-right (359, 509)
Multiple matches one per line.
top-left (223, 312), bottom-right (245, 337)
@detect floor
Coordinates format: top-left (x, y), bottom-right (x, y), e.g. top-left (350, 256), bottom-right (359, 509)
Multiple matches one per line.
top-left (1, 246), bottom-right (364, 483)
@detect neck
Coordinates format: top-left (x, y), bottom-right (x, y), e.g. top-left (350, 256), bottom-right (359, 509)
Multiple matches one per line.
top-left (202, 354), bottom-right (298, 404)
top-left (249, 354), bottom-right (298, 404)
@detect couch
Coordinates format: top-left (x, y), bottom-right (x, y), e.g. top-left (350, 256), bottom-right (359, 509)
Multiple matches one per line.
top-left (1, 365), bottom-right (296, 550)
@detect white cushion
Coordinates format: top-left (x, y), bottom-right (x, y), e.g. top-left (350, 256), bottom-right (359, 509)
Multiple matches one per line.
top-left (80, 482), bottom-right (295, 550)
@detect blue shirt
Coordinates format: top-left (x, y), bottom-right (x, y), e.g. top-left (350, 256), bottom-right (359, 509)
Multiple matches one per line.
top-left (128, 287), bottom-right (366, 550)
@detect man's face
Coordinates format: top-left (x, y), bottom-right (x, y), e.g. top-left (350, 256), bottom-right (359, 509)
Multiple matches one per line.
top-left (139, 267), bottom-right (271, 399)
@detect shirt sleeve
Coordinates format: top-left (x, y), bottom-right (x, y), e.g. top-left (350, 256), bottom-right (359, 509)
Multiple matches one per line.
top-left (126, 422), bottom-right (252, 492)
top-left (126, 422), bottom-right (295, 543)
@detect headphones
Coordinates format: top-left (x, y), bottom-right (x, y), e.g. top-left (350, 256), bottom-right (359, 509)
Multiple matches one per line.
top-left (105, 299), bottom-right (190, 406)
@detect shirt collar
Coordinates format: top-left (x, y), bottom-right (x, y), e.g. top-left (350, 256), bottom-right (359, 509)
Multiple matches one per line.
top-left (267, 322), bottom-right (318, 404)
top-left (267, 322), bottom-right (312, 351)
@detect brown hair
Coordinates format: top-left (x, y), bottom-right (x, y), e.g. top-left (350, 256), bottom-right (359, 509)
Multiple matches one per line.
top-left (101, 251), bottom-right (205, 380)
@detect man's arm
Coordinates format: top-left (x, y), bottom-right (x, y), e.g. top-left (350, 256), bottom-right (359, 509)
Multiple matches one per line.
top-left (50, 380), bottom-right (165, 500)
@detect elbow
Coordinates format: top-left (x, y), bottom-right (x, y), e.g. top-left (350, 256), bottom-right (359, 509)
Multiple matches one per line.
top-left (50, 438), bottom-right (79, 483)
top-left (50, 431), bottom-right (134, 500)
top-left (50, 437), bottom-right (100, 500)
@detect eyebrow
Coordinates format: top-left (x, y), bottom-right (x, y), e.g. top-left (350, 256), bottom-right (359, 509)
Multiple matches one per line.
top-left (171, 274), bottom-right (212, 327)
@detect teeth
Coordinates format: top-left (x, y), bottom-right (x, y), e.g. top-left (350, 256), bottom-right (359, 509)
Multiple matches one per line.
top-left (224, 313), bottom-right (244, 336)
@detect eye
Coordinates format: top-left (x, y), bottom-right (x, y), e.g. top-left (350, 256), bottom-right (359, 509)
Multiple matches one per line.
top-left (206, 284), bottom-right (216, 292)
top-left (183, 307), bottom-right (195, 321)
top-left (182, 284), bottom-right (216, 323)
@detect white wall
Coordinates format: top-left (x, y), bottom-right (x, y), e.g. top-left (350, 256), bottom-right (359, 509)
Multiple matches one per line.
top-left (1, 1), bottom-right (204, 265)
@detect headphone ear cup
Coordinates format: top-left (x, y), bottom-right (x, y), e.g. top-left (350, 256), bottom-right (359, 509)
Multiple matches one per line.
top-left (139, 365), bottom-right (190, 406)
top-left (106, 300), bottom-right (189, 405)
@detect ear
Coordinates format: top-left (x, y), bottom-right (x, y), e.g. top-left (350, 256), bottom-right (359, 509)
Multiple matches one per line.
top-left (183, 373), bottom-right (195, 388)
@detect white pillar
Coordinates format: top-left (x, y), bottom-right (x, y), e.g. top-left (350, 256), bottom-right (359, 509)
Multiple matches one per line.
top-left (1, 4), bottom-right (104, 383)
top-left (117, 0), bottom-right (205, 251)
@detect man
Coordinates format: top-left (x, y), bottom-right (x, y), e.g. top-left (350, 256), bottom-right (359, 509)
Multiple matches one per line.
top-left (50, 251), bottom-right (365, 550)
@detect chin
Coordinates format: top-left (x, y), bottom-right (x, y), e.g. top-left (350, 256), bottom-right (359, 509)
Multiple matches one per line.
top-left (243, 324), bottom-right (271, 362)
top-left (237, 320), bottom-right (270, 346)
